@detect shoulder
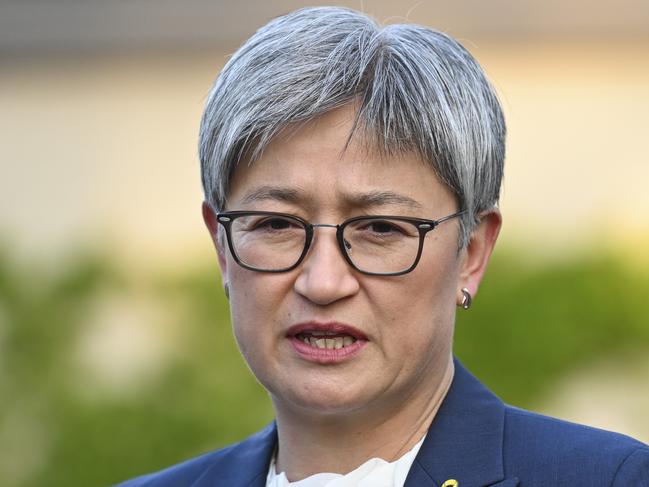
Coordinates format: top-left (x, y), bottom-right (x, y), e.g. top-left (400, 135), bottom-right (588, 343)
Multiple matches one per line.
top-left (503, 405), bottom-right (649, 485)
top-left (115, 448), bottom-right (228, 487)
top-left (114, 423), bottom-right (277, 487)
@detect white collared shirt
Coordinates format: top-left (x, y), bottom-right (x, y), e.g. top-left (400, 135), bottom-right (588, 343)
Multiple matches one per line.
top-left (266, 437), bottom-right (425, 487)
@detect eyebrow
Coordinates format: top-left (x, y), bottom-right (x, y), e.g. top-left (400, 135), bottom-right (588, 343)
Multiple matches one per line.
top-left (238, 186), bottom-right (303, 206)
top-left (238, 185), bottom-right (423, 211)
top-left (345, 190), bottom-right (423, 211)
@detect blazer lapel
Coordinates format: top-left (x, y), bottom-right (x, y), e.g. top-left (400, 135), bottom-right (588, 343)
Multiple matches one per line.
top-left (404, 359), bottom-right (519, 487)
top-left (406, 462), bottom-right (519, 487)
top-left (488, 480), bottom-right (520, 487)
top-left (192, 422), bottom-right (277, 487)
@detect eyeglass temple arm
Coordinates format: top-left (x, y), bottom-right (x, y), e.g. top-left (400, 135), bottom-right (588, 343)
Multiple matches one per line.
top-left (435, 209), bottom-right (467, 225)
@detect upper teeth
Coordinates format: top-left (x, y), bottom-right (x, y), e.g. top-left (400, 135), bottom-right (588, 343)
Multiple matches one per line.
top-left (299, 335), bottom-right (356, 349)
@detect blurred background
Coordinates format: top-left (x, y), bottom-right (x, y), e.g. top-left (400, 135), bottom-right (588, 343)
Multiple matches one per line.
top-left (1, 1), bottom-right (648, 485)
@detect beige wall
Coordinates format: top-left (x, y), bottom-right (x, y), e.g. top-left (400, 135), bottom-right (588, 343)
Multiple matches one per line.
top-left (2, 41), bottom-right (647, 266)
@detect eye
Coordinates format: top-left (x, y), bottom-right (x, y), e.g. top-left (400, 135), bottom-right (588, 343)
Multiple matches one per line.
top-left (263, 218), bottom-right (292, 230)
top-left (250, 216), bottom-right (302, 232)
top-left (368, 220), bottom-right (401, 234)
top-left (349, 218), bottom-right (419, 239)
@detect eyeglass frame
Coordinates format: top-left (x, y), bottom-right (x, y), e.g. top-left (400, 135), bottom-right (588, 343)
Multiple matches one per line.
top-left (215, 209), bottom-right (466, 277)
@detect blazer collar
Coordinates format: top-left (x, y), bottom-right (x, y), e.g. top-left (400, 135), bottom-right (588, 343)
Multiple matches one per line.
top-left (193, 422), bottom-right (277, 487)
top-left (405, 358), bottom-right (514, 487)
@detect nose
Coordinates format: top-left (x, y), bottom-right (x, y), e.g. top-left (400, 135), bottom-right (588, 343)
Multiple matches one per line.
top-left (293, 225), bottom-right (360, 306)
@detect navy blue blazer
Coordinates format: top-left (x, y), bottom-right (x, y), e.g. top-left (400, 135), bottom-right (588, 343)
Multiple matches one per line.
top-left (118, 360), bottom-right (649, 486)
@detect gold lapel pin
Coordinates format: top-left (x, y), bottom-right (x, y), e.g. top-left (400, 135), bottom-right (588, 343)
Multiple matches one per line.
top-left (441, 480), bottom-right (458, 487)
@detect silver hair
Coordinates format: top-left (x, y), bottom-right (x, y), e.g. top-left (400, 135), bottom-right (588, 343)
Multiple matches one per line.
top-left (199, 6), bottom-right (505, 247)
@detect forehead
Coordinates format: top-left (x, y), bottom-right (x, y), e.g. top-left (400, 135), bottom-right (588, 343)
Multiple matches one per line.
top-left (227, 106), bottom-right (455, 214)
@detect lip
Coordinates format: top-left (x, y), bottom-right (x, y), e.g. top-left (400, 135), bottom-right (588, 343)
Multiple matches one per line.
top-left (286, 321), bottom-right (368, 364)
top-left (286, 321), bottom-right (368, 340)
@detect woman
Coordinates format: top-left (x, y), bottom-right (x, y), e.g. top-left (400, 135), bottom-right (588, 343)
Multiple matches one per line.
top-left (120, 7), bottom-right (649, 486)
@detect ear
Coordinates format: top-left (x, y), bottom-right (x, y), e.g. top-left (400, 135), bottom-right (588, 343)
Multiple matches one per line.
top-left (202, 201), bottom-right (229, 283)
top-left (457, 209), bottom-right (502, 304)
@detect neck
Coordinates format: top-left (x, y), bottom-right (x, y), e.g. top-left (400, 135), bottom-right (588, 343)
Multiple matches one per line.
top-left (273, 356), bottom-right (454, 482)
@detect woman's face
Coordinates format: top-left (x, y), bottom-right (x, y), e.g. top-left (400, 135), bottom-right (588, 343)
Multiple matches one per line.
top-left (208, 105), bottom-right (488, 419)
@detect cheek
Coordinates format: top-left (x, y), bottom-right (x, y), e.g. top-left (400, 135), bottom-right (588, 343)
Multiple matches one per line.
top-left (230, 297), bottom-right (275, 386)
top-left (227, 268), bottom-right (291, 362)
top-left (398, 293), bottom-right (456, 352)
top-left (227, 268), bottom-right (263, 355)
top-left (417, 238), bottom-right (462, 307)
top-left (378, 255), bottom-right (459, 353)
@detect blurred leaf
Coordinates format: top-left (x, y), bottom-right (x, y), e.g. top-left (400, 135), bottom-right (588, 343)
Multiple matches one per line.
top-left (0, 245), bottom-right (647, 486)
top-left (455, 248), bottom-right (649, 407)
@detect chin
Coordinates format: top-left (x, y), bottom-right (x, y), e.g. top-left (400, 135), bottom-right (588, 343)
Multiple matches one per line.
top-left (268, 377), bottom-right (386, 418)
top-left (282, 395), bottom-right (369, 418)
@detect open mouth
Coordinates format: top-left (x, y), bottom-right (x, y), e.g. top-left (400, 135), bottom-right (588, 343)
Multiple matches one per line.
top-left (295, 331), bottom-right (358, 349)
top-left (286, 322), bottom-right (367, 360)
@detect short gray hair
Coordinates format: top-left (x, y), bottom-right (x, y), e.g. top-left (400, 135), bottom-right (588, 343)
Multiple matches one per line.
top-left (199, 6), bottom-right (505, 247)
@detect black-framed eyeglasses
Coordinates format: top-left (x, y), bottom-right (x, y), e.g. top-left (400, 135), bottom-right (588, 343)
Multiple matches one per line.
top-left (216, 210), bottom-right (465, 276)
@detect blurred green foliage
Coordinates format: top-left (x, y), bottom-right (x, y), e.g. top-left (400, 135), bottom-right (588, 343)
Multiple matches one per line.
top-left (455, 248), bottom-right (649, 406)
top-left (0, 245), bottom-right (647, 486)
